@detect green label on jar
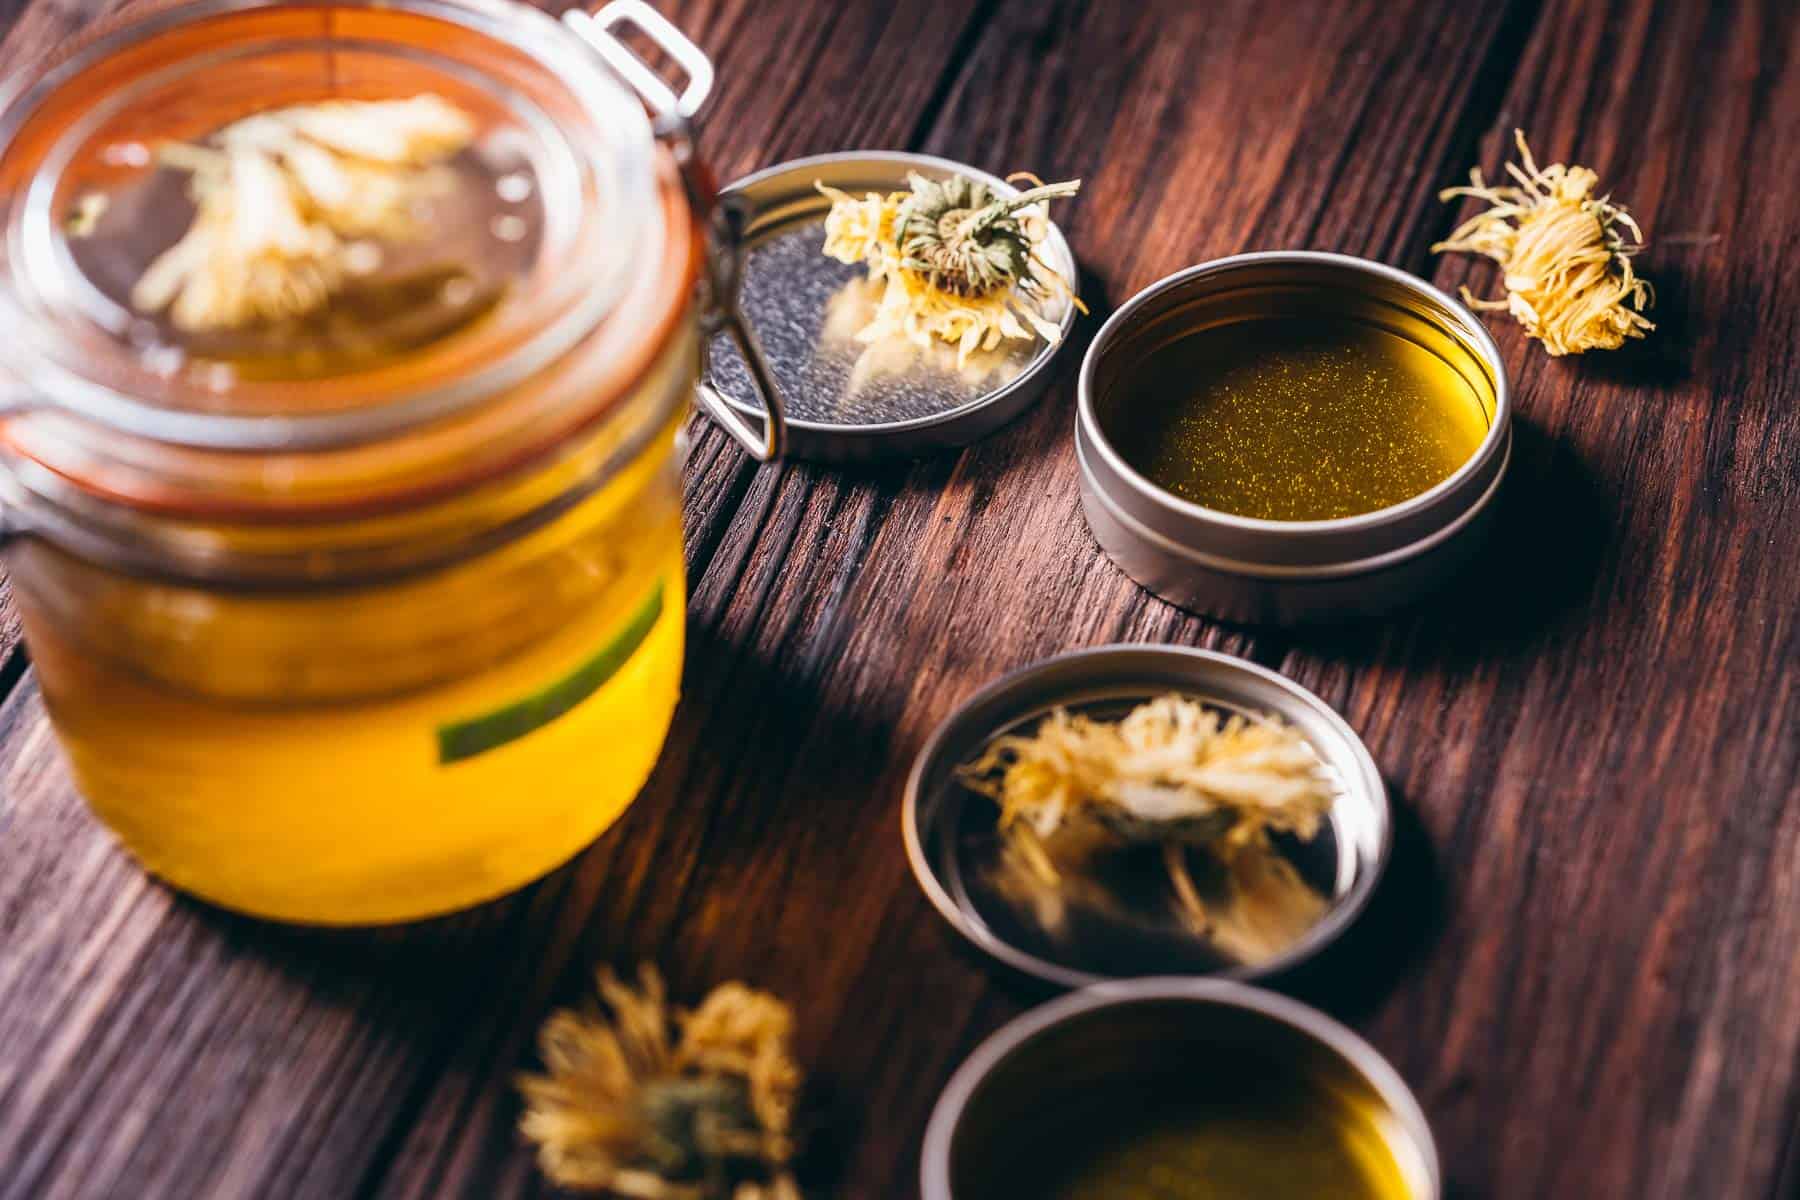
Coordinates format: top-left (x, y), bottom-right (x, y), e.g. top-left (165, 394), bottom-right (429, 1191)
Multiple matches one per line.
top-left (436, 578), bottom-right (665, 764)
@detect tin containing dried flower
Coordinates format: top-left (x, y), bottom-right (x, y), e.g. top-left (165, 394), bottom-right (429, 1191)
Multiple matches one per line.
top-left (1077, 252), bottom-right (1512, 625)
top-left (702, 151), bottom-right (1081, 461)
top-left (922, 979), bottom-right (1440, 1199)
top-left (902, 645), bottom-right (1389, 988)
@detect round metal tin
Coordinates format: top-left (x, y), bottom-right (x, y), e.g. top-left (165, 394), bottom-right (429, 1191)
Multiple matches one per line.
top-left (1076, 251), bottom-right (1512, 625)
top-left (921, 978), bottom-right (1440, 1200)
top-left (702, 151), bottom-right (1079, 461)
top-left (902, 644), bottom-right (1389, 988)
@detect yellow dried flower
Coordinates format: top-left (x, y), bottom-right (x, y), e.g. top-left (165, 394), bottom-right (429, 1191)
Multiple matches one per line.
top-left (958, 694), bottom-right (1335, 947)
top-left (1433, 129), bottom-right (1654, 356)
top-left (265, 95), bottom-right (475, 164)
top-left (130, 94), bottom-right (474, 333)
top-left (1202, 844), bottom-right (1329, 965)
top-left (518, 966), bottom-right (802, 1200)
top-left (959, 694), bottom-right (1335, 861)
top-left (816, 171), bottom-right (1082, 366)
top-left (817, 187), bottom-right (895, 272)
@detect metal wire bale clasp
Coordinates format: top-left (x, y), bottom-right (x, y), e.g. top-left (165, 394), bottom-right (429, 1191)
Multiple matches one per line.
top-left (567, 0), bottom-right (713, 125)
top-left (566, 0), bottom-right (786, 462)
top-left (694, 197), bottom-right (785, 462)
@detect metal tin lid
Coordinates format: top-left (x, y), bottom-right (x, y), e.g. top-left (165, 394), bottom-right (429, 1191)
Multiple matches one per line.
top-left (902, 644), bottom-right (1390, 988)
top-left (700, 151), bottom-right (1079, 461)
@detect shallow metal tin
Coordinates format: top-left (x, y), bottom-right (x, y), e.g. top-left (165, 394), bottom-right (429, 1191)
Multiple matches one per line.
top-left (921, 978), bottom-right (1441, 1200)
top-left (1077, 251), bottom-right (1512, 624)
top-left (703, 151), bottom-right (1079, 461)
top-left (902, 644), bottom-right (1389, 988)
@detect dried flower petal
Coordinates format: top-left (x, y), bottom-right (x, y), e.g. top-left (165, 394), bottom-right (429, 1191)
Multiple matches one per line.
top-left (518, 966), bottom-right (802, 1199)
top-left (816, 171), bottom-right (1081, 366)
top-left (269, 95), bottom-right (475, 164)
top-left (1203, 844), bottom-right (1329, 964)
top-left (129, 94), bottom-right (475, 333)
top-left (1433, 129), bottom-right (1654, 356)
top-left (958, 694), bottom-right (1335, 947)
top-left (959, 694), bottom-right (1335, 852)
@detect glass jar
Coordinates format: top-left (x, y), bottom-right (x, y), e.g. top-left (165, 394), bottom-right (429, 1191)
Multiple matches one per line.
top-left (0, 0), bottom-right (783, 923)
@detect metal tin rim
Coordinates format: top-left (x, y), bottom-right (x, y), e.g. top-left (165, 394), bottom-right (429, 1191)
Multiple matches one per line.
top-left (901, 643), bottom-right (1391, 990)
top-left (1076, 422), bottom-right (1514, 580)
top-left (919, 977), bottom-right (1443, 1200)
top-left (1077, 250), bottom-right (1510, 535)
top-left (716, 149), bottom-right (1079, 439)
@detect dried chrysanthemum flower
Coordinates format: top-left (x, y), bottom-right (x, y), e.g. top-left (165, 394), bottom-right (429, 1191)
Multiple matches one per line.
top-left (958, 694), bottom-right (1335, 940)
top-left (265, 95), bottom-right (476, 164)
top-left (518, 966), bottom-right (802, 1200)
top-left (895, 173), bottom-right (1077, 299)
top-left (817, 170), bottom-right (1083, 365)
top-left (817, 187), bottom-right (895, 272)
top-left (131, 145), bottom-right (346, 333)
top-left (129, 94), bottom-right (474, 332)
top-left (959, 694), bottom-right (1335, 863)
top-left (1202, 844), bottom-right (1329, 964)
top-left (1433, 129), bottom-right (1653, 356)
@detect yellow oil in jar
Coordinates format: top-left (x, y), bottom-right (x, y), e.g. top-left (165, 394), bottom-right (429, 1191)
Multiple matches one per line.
top-left (1107, 314), bottom-right (1493, 521)
top-left (12, 422), bottom-right (688, 925)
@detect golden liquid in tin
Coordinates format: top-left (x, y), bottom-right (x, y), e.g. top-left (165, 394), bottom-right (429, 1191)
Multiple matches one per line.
top-left (1108, 315), bottom-right (1492, 521)
top-left (1019, 1070), bottom-right (1412, 1200)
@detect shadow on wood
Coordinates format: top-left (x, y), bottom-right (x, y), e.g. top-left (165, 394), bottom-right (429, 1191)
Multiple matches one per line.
top-left (1289, 415), bottom-right (1612, 669)
top-left (1271, 784), bottom-right (1445, 1024)
top-left (1560, 255), bottom-right (1697, 392)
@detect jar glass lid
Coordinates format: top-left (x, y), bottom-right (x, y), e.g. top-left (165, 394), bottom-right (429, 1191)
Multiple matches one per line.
top-left (0, 0), bottom-right (663, 450)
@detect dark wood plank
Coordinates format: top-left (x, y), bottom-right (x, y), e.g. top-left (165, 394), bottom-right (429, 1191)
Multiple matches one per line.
top-left (0, 1), bottom-right (1795, 1199)
top-left (368, 1), bottom-right (1550, 1195)
top-left (0, 3), bottom-right (980, 1198)
top-left (1266, 1), bottom-right (1800, 1198)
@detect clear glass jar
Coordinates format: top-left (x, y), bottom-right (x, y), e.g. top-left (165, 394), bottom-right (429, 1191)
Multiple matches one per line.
top-left (0, 0), bottom-right (781, 923)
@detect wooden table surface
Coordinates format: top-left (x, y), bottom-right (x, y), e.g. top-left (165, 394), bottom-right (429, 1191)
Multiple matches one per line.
top-left (2, 0), bottom-right (1798, 1196)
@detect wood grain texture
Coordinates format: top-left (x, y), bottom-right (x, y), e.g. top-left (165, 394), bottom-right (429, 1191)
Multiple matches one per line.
top-left (0, 1), bottom-right (1796, 1198)
top-left (1270, 2), bottom-right (1800, 1197)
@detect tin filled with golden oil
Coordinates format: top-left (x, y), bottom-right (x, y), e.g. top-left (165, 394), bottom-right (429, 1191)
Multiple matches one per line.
top-left (1077, 252), bottom-right (1512, 625)
top-left (922, 980), bottom-right (1439, 1200)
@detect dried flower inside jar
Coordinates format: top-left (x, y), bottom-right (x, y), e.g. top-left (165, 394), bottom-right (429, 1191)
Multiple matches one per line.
top-left (128, 95), bottom-right (475, 333)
